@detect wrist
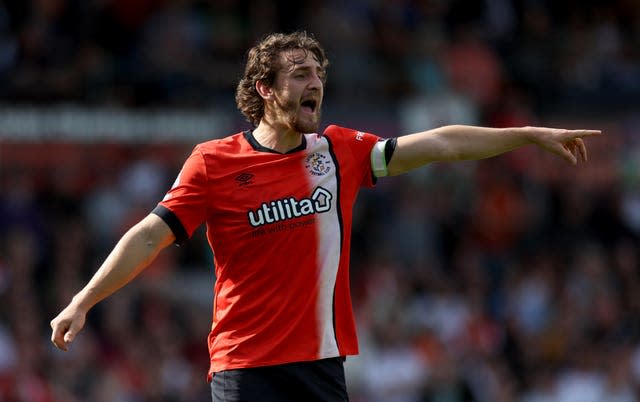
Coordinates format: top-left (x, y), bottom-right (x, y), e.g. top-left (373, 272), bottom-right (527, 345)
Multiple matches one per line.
top-left (70, 292), bottom-right (94, 313)
top-left (517, 126), bottom-right (536, 144)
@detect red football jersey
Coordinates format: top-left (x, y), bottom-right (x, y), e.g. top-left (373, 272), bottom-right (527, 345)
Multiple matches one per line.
top-left (154, 125), bottom-right (380, 379)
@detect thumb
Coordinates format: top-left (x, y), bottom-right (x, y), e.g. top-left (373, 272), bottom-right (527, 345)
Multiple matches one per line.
top-left (63, 319), bottom-right (84, 344)
top-left (64, 331), bottom-right (75, 343)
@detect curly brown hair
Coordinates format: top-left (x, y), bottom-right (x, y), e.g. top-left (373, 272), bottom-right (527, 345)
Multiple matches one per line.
top-left (235, 31), bottom-right (329, 127)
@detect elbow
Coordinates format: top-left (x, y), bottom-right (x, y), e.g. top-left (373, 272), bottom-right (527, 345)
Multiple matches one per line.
top-left (386, 163), bottom-right (410, 176)
top-left (129, 216), bottom-right (174, 252)
top-left (140, 226), bottom-right (169, 252)
top-left (386, 158), bottom-right (433, 176)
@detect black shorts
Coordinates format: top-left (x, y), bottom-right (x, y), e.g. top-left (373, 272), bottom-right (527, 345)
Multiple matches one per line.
top-left (210, 357), bottom-right (349, 402)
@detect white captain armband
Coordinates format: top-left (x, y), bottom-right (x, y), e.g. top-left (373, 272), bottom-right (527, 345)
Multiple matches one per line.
top-left (370, 138), bottom-right (397, 178)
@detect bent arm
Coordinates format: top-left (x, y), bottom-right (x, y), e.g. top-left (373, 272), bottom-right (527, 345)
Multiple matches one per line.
top-left (51, 213), bottom-right (175, 350)
top-left (386, 125), bottom-right (601, 176)
top-left (73, 213), bottom-right (175, 310)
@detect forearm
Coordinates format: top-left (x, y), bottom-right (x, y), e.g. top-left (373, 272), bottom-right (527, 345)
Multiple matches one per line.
top-left (388, 125), bottom-right (528, 175)
top-left (70, 214), bottom-right (174, 312)
top-left (423, 125), bottom-right (529, 160)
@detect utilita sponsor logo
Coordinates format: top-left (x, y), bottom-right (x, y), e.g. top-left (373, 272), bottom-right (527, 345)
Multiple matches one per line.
top-left (247, 187), bottom-right (332, 227)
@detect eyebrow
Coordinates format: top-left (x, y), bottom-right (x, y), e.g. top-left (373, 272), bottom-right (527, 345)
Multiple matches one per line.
top-left (289, 63), bottom-right (325, 76)
top-left (291, 65), bottom-right (320, 72)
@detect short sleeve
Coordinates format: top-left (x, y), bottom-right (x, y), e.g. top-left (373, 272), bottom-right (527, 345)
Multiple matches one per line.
top-left (323, 125), bottom-right (380, 188)
top-left (153, 146), bottom-right (210, 243)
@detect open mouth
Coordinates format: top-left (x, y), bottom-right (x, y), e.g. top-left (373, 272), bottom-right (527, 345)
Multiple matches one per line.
top-left (300, 99), bottom-right (317, 114)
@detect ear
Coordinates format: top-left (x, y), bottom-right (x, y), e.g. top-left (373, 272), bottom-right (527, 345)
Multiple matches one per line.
top-left (255, 80), bottom-right (273, 100)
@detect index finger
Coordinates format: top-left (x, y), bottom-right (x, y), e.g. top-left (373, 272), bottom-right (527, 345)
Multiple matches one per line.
top-left (561, 129), bottom-right (602, 139)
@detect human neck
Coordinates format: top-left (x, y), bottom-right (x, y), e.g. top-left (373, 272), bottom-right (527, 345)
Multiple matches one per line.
top-left (252, 121), bottom-right (303, 154)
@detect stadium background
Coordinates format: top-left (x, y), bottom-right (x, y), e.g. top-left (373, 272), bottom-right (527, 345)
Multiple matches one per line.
top-left (1, 1), bottom-right (639, 401)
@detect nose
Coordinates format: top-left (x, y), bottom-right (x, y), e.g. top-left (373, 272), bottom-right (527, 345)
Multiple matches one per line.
top-left (309, 72), bottom-right (323, 90)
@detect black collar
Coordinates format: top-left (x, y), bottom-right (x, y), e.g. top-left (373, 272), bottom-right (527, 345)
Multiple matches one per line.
top-left (243, 130), bottom-right (307, 154)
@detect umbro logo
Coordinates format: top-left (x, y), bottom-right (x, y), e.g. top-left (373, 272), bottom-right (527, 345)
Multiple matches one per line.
top-left (235, 172), bottom-right (254, 186)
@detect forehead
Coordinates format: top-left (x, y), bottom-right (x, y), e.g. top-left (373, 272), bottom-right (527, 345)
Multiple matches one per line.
top-left (279, 48), bottom-right (321, 71)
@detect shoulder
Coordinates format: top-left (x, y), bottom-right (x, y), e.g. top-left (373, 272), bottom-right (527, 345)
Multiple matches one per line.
top-left (323, 125), bottom-right (359, 139)
top-left (183, 132), bottom-right (247, 177)
top-left (322, 125), bottom-right (380, 147)
top-left (322, 125), bottom-right (370, 144)
top-left (193, 131), bottom-right (247, 156)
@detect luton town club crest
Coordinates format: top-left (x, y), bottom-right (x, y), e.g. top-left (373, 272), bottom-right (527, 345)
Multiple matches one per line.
top-left (305, 152), bottom-right (332, 176)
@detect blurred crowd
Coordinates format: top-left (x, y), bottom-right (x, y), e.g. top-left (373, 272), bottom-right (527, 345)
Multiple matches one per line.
top-left (0, 0), bottom-right (637, 115)
top-left (1, 0), bottom-right (640, 401)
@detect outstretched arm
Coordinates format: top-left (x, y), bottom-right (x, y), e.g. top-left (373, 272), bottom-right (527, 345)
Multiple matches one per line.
top-left (50, 213), bottom-right (175, 351)
top-left (386, 125), bottom-right (601, 176)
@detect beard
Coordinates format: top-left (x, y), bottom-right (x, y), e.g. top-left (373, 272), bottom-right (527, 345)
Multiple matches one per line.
top-left (275, 96), bottom-right (321, 134)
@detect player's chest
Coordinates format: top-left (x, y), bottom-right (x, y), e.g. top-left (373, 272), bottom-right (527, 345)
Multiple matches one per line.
top-left (210, 149), bottom-right (339, 215)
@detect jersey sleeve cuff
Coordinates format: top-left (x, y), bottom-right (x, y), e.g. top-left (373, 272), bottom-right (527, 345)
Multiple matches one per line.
top-left (152, 205), bottom-right (189, 245)
top-left (370, 138), bottom-right (397, 178)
